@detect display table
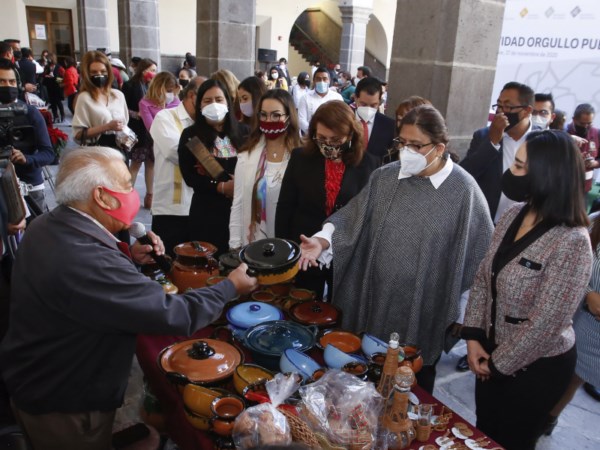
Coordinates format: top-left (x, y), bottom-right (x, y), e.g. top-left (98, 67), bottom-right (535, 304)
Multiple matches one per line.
top-left (136, 329), bottom-right (502, 450)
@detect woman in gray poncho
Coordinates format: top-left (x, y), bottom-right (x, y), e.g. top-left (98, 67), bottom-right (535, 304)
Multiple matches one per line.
top-left (299, 105), bottom-right (494, 392)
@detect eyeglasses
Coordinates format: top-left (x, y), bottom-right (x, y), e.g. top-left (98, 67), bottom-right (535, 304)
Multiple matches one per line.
top-left (532, 109), bottom-right (551, 117)
top-left (492, 103), bottom-right (528, 112)
top-left (313, 137), bottom-right (346, 147)
top-left (393, 138), bottom-right (435, 153)
top-left (258, 111), bottom-right (287, 121)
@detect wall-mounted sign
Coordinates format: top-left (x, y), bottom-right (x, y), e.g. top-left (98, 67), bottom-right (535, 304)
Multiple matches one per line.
top-left (34, 24), bottom-right (46, 40)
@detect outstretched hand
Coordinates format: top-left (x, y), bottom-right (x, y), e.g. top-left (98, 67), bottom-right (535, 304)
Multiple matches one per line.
top-left (298, 234), bottom-right (326, 271)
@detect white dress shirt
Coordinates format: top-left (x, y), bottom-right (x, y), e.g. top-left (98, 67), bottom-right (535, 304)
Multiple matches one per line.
top-left (149, 103), bottom-right (194, 216)
top-left (297, 89), bottom-right (344, 134)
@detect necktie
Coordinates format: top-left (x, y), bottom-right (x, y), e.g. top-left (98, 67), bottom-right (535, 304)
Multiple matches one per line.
top-left (362, 120), bottom-right (369, 148)
top-left (117, 241), bottom-right (132, 259)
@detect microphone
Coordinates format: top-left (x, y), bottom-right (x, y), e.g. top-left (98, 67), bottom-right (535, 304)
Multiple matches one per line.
top-left (129, 222), bottom-right (172, 274)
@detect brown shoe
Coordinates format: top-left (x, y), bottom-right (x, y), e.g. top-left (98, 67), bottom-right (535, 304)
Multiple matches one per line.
top-left (144, 193), bottom-right (153, 209)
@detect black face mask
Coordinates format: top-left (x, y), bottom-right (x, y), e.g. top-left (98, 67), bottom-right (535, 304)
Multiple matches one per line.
top-left (501, 168), bottom-right (531, 202)
top-left (0, 86), bottom-right (18, 104)
top-left (91, 75), bottom-right (108, 88)
top-left (504, 112), bottom-right (522, 131)
top-left (574, 125), bottom-right (589, 138)
top-left (179, 79), bottom-right (189, 88)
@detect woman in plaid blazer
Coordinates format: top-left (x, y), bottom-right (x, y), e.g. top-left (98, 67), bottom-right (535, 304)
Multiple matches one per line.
top-left (461, 130), bottom-right (593, 450)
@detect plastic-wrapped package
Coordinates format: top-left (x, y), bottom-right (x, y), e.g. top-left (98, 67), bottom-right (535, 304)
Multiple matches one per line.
top-left (232, 373), bottom-right (301, 448)
top-left (298, 369), bottom-right (384, 450)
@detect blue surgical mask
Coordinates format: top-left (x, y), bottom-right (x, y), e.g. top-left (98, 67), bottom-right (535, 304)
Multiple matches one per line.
top-left (315, 81), bottom-right (329, 94)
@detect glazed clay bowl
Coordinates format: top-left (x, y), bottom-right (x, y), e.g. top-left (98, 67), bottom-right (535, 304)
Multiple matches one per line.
top-left (342, 361), bottom-right (369, 380)
top-left (182, 384), bottom-right (228, 417)
top-left (361, 333), bottom-right (388, 358)
top-left (233, 363), bottom-right (275, 396)
top-left (183, 405), bottom-right (212, 431)
top-left (400, 343), bottom-right (424, 374)
top-left (323, 344), bottom-right (367, 369)
top-left (250, 290), bottom-right (277, 303)
top-left (289, 300), bottom-right (341, 329)
top-left (279, 349), bottom-right (322, 382)
top-left (318, 329), bottom-right (361, 353)
top-left (210, 395), bottom-right (245, 437)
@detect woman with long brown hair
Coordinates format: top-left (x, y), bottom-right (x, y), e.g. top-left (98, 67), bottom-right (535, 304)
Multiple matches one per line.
top-left (276, 100), bottom-right (378, 298)
top-left (229, 89), bottom-right (300, 250)
top-left (72, 51), bottom-right (128, 148)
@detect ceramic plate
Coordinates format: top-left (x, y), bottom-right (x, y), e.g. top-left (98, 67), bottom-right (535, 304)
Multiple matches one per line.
top-left (465, 439), bottom-right (482, 449)
top-left (435, 436), bottom-right (454, 447)
top-left (452, 426), bottom-right (469, 440)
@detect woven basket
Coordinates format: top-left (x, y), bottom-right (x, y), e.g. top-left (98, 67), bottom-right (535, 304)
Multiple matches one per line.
top-left (279, 408), bottom-right (320, 448)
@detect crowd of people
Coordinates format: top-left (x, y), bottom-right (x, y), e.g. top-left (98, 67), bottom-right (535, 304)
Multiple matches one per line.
top-left (0, 42), bottom-right (598, 450)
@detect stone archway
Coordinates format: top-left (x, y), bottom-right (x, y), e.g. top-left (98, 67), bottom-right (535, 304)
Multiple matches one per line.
top-left (365, 13), bottom-right (388, 79)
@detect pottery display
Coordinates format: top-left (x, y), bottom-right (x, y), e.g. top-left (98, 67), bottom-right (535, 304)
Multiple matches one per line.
top-left (323, 343), bottom-right (367, 369)
top-left (241, 320), bottom-right (318, 370)
top-left (233, 364), bottom-right (275, 396)
top-left (158, 338), bottom-right (243, 388)
top-left (318, 329), bottom-right (361, 353)
top-left (361, 333), bottom-right (389, 358)
top-left (239, 238), bottom-right (301, 285)
top-left (170, 241), bottom-right (219, 291)
top-left (279, 349), bottom-right (322, 381)
top-left (289, 300), bottom-right (341, 329)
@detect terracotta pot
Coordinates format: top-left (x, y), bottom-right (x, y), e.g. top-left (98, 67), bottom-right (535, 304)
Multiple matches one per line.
top-left (210, 395), bottom-right (245, 437)
top-left (158, 338), bottom-right (243, 388)
top-left (318, 329), bottom-right (361, 353)
top-left (342, 361), bottom-right (369, 380)
top-left (267, 283), bottom-right (292, 298)
top-left (289, 300), bottom-right (341, 329)
top-left (250, 290), bottom-right (276, 303)
top-left (239, 238), bottom-right (301, 285)
top-left (399, 344), bottom-right (423, 374)
top-left (183, 384), bottom-right (223, 417)
top-left (170, 241), bottom-right (219, 292)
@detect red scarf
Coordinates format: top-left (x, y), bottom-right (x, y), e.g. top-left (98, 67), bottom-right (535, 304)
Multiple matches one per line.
top-left (324, 159), bottom-right (346, 216)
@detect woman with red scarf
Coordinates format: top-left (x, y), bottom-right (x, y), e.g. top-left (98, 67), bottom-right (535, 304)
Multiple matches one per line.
top-left (276, 100), bottom-right (377, 298)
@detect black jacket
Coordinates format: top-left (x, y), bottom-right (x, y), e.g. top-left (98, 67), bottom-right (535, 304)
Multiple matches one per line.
top-left (366, 112), bottom-right (396, 161)
top-left (276, 148), bottom-right (378, 242)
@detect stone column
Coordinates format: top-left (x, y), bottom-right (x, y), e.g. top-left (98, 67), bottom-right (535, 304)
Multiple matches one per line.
top-left (387, 0), bottom-right (506, 156)
top-left (338, 0), bottom-right (373, 76)
top-left (118, 0), bottom-right (161, 67)
top-left (77, 0), bottom-right (111, 52)
top-left (196, 0), bottom-right (256, 79)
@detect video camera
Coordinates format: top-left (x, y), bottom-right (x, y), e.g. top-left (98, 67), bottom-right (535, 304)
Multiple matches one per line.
top-left (0, 102), bottom-right (34, 159)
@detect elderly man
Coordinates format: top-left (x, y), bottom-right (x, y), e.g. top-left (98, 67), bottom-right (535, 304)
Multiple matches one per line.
top-left (150, 76), bottom-right (202, 256)
top-left (0, 146), bottom-right (257, 449)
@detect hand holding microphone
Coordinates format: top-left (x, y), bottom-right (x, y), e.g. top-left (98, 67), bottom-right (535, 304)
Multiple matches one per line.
top-left (129, 222), bottom-right (171, 273)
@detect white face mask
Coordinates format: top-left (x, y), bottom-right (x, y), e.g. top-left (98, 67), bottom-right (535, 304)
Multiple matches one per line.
top-left (315, 81), bottom-right (329, 94)
top-left (239, 101), bottom-right (254, 118)
top-left (202, 102), bottom-right (228, 122)
top-left (356, 106), bottom-right (377, 123)
top-left (532, 115), bottom-right (550, 130)
top-left (399, 145), bottom-right (438, 176)
top-left (165, 92), bottom-right (175, 104)
top-left (271, 72), bottom-right (279, 80)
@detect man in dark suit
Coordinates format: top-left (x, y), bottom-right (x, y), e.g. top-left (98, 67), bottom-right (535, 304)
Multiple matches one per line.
top-left (278, 57), bottom-right (291, 87)
top-left (354, 77), bottom-right (396, 161)
top-left (0, 146), bottom-right (258, 448)
top-left (461, 81), bottom-right (535, 222)
top-left (16, 48), bottom-right (37, 87)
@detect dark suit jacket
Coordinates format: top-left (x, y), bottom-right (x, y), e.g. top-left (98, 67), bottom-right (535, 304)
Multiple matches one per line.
top-left (460, 127), bottom-right (503, 218)
top-left (366, 112), bottom-right (396, 160)
top-left (0, 205), bottom-right (236, 414)
top-left (276, 148), bottom-right (378, 242)
top-left (17, 59), bottom-right (37, 85)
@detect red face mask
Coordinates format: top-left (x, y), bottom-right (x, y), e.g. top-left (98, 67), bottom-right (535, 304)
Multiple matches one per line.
top-left (259, 120), bottom-right (289, 140)
top-left (101, 186), bottom-right (140, 226)
top-left (143, 71), bottom-right (155, 83)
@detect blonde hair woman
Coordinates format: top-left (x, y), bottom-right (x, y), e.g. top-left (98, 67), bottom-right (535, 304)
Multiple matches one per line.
top-left (137, 72), bottom-right (181, 209)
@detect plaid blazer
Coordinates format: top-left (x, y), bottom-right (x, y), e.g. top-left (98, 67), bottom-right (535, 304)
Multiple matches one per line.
top-left (463, 203), bottom-right (592, 376)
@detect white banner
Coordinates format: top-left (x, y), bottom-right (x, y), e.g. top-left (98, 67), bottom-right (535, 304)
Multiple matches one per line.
top-left (491, 0), bottom-right (600, 125)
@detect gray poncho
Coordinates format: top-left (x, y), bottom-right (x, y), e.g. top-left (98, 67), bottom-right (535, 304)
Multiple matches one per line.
top-left (328, 161), bottom-right (493, 365)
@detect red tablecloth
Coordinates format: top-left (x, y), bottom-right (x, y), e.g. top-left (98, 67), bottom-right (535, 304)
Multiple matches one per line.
top-left (136, 329), bottom-right (502, 450)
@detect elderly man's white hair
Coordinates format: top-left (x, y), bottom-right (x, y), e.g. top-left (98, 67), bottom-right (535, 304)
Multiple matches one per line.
top-left (55, 146), bottom-right (126, 205)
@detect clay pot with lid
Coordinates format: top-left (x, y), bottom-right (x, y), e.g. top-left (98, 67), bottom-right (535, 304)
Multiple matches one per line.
top-left (289, 300), bottom-right (341, 329)
top-left (157, 338), bottom-right (243, 389)
top-left (170, 241), bottom-right (219, 292)
top-left (238, 238), bottom-right (301, 285)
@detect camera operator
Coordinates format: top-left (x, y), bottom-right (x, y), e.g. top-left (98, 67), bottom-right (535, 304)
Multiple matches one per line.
top-left (0, 59), bottom-right (54, 216)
